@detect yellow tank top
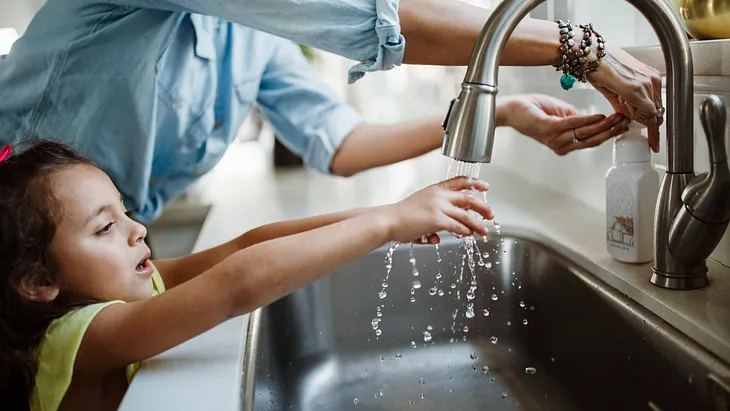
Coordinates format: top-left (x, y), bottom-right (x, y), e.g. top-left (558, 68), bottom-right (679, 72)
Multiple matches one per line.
top-left (30, 266), bottom-right (166, 411)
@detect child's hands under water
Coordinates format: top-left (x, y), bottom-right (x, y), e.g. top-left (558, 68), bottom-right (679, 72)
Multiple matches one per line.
top-left (375, 176), bottom-right (493, 245)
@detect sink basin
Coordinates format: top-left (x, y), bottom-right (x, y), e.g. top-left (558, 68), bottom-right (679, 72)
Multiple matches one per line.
top-left (242, 228), bottom-right (730, 411)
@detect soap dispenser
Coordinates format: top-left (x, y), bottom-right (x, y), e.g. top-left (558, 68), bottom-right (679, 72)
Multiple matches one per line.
top-left (606, 122), bottom-right (660, 263)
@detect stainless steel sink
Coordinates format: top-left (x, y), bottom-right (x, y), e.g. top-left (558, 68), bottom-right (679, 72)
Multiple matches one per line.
top-left (242, 228), bottom-right (730, 411)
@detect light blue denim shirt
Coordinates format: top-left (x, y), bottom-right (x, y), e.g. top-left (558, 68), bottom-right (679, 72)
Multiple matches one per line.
top-left (0, 0), bottom-right (405, 222)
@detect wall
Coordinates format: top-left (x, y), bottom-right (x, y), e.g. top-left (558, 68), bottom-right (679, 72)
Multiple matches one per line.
top-left (0, 0), bottom-right (45, 34)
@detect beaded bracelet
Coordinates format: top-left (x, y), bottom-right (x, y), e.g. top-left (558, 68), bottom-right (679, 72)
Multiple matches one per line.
top-left (553, 21), bottom-right (606, 90)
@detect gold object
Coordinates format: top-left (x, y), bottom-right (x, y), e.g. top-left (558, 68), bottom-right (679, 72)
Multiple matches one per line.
top-left (678, 0), bottom-right (730, 40)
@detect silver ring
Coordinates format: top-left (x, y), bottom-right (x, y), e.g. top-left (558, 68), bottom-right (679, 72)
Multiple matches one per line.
top-left (572, 129), bottom-right (579, 144)
top-left (656, 107), bottom-right (666, 118)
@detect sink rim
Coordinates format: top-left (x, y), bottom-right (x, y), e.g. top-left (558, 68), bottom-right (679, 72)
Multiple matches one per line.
top-left (241, 224), bottom-right (730, 410)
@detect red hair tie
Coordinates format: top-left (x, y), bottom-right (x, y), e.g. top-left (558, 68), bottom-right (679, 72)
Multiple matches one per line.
top-left (0, 145), bottom-right (11, 163)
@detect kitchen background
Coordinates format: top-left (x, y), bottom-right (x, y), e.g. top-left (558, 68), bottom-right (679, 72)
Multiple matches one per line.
top-left (2, 0), bottom-right (728, 265)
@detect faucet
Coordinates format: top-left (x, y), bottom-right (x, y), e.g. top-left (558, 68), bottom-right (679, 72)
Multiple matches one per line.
top-left (440, 0), bottom-right (730, 290)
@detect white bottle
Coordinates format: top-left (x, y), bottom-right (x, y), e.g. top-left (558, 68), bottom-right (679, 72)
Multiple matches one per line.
top-left (605, 122), bottom-right (660, 263)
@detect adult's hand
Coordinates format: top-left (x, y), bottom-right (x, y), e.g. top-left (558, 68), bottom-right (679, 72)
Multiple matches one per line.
top-left (498, 94), bottom-right (630, 156)
top-left (587, 45), bottom-right (663, 153)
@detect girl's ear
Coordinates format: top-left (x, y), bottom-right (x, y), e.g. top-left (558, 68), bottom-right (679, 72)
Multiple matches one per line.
top-left (15, 277), bottom-right (60, 302)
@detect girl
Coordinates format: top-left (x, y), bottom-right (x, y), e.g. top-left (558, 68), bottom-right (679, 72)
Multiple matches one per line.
top-left (0, 140), bottom-right (493, 411)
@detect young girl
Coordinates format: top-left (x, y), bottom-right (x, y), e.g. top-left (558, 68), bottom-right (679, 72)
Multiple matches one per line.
top-left (0, 140), bottom-right (492, 411)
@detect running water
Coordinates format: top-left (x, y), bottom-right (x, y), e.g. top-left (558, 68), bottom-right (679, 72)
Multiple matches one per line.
top-left (372, 242), bottom-right (399, 338)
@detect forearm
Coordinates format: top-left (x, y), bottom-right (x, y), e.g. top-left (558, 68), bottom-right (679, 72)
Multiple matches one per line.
top-left (155, 207), bottom-right (378, 288)
top-left (330, 102), bottom-right (511, 177)
top-left (399, 0), bottom-right (561, 67)
top-left (222, 211), bottom-right (391, 314)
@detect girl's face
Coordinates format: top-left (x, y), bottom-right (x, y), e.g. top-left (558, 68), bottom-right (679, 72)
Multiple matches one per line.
top-left (49, 164), bottom-right (154, 302)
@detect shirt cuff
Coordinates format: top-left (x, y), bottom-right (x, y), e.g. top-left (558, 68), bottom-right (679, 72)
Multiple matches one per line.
top-left (347, 0), bottom-right (406, 84)
top-left (304, 104), bottom-right (365, 174)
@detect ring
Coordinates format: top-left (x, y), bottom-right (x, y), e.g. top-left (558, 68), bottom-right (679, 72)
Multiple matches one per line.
top-left (572, 129), bottom-right (579, 144)
top-left (656, 107), bottom-right (666, 118)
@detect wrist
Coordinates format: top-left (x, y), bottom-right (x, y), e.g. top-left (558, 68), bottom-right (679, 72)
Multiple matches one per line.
top-left (365, 206), bottom-right (397, 244)
top-left (495, 96), bottom-right (515, 128)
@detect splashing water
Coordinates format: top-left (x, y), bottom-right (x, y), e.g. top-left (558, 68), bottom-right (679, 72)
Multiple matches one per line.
top-left (373, 242), bottom-right (399, 336)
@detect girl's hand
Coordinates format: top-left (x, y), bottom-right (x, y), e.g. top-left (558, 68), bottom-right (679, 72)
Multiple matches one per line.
top-left (587, 45), bottom-right (663, 153)
top-left (499, 94), bottom-right (631, 156)
top-left (375, 176), bottom-right (494, 244)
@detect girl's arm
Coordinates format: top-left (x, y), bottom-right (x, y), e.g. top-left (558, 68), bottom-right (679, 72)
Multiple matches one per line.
top-left (73, 177), bottom-right (493, 378)
top-left (153, 206), bottom-right (378, 288)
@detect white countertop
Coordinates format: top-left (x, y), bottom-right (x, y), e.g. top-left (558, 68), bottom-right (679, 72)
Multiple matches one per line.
top-left (119, 149), bottom-right (730, 411)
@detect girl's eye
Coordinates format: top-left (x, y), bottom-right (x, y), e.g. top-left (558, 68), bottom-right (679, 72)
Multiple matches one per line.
top-left (97, 222), bottom-right (115, 236)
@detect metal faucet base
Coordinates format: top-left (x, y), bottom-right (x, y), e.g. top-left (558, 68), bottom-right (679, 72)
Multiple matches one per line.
top-left (650, 269), bottom-right (710, 290)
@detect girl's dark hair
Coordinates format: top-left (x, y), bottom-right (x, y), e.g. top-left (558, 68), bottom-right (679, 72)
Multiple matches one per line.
top-left (0, 140), bottom-right (94, 411)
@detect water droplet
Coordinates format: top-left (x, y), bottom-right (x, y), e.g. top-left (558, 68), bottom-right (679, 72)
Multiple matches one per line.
top-left (427, 325), bottom-right (433, 331)
top-left (490, 336), bottom-right (498, 344)
top-left (410, 297), bottom-right (416, 303)
top-left (429, 287), bottom-right (438, 296)
top-left (501, 392), bottom-right (508, 399)
top-left (408, 400), bottom-right (413, 406)
top-left (482, 309), bottom-right (490, 316)
top-left (419, 378), bottom-right (426, 385)
top-left (470, 352), bottom-right (478, 360)
top-left (423, 331), bottom-right (432, 342)
top-left (410, 341), bottom-right (417, 348)
top-left (491, 377), bottom-right (496, 383)
top-left (507, 321), bottom-right (512, 326)
top-left (412, 280), bottom-right (422, 289)
top-left (438, 289), bottom-right (445, 296)
top-left (450, 283), bottom-right (457, 289)
top-left (353, 398), bottom-right (359, 406)
top-left (482, 366), bottom-right (490, 375)
top-left (472, 363), bottom-right (478, 371)
top-left (375, 329), bottom-right (382, 336)
top-left (376, 312), bottom-right (382, 317)
top-left (395, 353), bottom-right (402, 359)
top-left (463, 325), bottom-right (469, 332)
top-left (491, 294), bottom-right (498, 301)
top-left (530, 306), bottom-right (535, 311)
top-left (462, 335), bottom-right (467, 341)
top-left (523, 319), bottom-right (528, 325)
top-left (525, 367), bottom-right (537, 375)
top-left (378, 355), bottom-right (385, 361)
top-left (466, 289), bottom-right (476, 300)
top-left (551, 357), bottom-right (555, 363)
top-left (378, 389), bottom-right (384, 397)
top-left (482, 252), bottom-right (490, 258)
top-left (519, 301), bottom-right (526, 308)
top-left (378, 291), bottom-right (387, 299)
top-left (420, 393), bottom-right (425, 400)
top-left (485, 262), bottom-right (492, 268)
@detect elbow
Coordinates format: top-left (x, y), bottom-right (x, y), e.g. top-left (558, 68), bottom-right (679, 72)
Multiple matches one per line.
top-left (329, 156), bottom-right (360, 178)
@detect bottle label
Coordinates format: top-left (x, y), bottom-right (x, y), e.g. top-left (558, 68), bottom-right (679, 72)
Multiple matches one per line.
top-left (607, 215), bottom-right (635, 249)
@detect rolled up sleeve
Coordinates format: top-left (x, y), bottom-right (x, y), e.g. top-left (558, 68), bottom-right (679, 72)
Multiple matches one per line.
top-left (112, 0), bottom-right (405, 83)
top-left (255, 38), bottom-right (365, 174)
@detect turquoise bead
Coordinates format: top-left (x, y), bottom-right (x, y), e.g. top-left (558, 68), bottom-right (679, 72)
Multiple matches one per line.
top-left (560, 74), bottom-right (577, 91)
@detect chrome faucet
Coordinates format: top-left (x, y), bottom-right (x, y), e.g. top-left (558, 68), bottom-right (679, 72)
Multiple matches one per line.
top-left (440, 0), bottom-right (730, 290)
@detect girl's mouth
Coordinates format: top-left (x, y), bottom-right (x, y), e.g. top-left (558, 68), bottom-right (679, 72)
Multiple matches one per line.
top-left (135, 257), bottom-right (154, 277)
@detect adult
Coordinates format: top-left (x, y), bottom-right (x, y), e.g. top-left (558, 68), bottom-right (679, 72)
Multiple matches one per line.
top-left (0, 0), bottom-right (661, 223)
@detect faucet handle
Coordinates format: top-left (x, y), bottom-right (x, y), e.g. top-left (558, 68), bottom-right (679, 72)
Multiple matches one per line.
top-left (668, 95), bottom-right (730, 266)
top-left (700, 94), bottom-right (728, 165)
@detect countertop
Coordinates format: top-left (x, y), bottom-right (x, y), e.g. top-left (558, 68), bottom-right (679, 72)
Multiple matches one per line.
top-left (119, 151), bottom-right (730, 411)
